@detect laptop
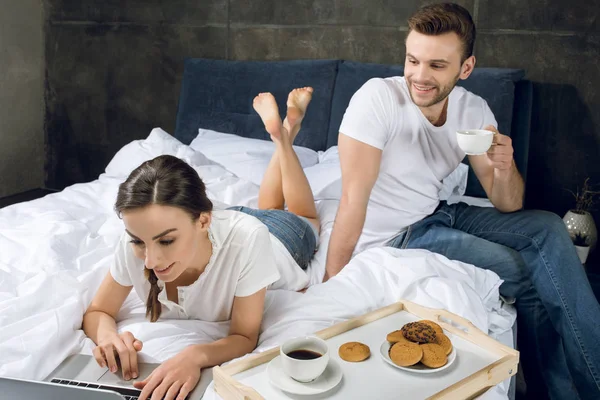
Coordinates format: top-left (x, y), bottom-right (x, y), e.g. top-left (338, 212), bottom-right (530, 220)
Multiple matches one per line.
top-left (0, 354), bottom-right (213, 400)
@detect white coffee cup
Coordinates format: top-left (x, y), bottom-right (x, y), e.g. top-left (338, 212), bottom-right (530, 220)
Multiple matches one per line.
top-left (456, 129), bottom-right (494, 155)
top-left (280, 336), bottom-right (329, 383)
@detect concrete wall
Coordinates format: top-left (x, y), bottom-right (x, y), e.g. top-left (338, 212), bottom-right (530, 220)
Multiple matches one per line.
top-left (0, 0), bottom-right (45, 197)
top-left (44, 0), bottom-right (600, 220)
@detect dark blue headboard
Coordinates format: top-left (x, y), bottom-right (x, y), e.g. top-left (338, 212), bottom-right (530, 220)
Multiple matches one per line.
top-left (174, 58), bottom-right (532, 198)
top-left (174, 58), bottom-right (338, 151)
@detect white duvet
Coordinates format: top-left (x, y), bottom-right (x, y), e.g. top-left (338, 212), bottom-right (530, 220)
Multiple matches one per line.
top-left (0, 128), bottom-right (516, 399)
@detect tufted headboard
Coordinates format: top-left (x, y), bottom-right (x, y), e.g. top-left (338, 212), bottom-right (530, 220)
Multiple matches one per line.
top-left (174, 58), bottom-right (532, 199)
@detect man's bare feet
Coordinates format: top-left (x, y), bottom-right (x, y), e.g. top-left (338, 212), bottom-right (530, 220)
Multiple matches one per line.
top-left (253, 92), bottom-right (285, 140)
top-left (284, 87), bottom-right (313, 142)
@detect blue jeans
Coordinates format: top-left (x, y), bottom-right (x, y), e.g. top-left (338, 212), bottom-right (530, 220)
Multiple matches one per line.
top-left (387, 202), bottom-right (600, 400)
top-left (226, 206), bottom-right (318, 270)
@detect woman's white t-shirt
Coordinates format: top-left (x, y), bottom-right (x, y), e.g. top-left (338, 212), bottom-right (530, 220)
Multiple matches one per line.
top-left (110, 210), bottom-right (281, 322)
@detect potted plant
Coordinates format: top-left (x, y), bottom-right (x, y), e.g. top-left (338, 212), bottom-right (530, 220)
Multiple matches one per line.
top-left (563, 178), bottom-right (600, 252)
top-left (572, 232), bottom-right (590, 265)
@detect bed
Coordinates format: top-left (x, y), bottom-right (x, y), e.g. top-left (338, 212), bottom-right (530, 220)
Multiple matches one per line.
top-left (0, 58), bottom-right (533, 399)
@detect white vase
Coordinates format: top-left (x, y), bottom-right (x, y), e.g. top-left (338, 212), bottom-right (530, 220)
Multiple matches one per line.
top-left (563, 210), bottom-right (598, 251)
top-left (575, 245), bottom-right (590, 265)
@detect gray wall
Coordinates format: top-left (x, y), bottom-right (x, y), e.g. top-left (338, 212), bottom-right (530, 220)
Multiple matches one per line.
top-left (0, 0), bottom-right (45, 197)
top-left (44, 0), bottom-right (600, 220)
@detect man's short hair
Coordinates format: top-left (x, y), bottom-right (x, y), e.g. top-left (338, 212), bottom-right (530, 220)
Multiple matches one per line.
top-left (407, 3), bottom-right (476, 63)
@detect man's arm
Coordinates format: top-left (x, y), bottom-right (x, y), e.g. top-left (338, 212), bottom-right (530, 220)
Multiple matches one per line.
top-left (324, 134), bottom-right (382, 279)
top-left (468, 126), bottom-right (524, 212)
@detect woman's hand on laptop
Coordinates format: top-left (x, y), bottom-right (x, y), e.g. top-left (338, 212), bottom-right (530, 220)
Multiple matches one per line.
top-left (133, 346), bottom-right (202, 400)
top-left (93, 331), bottom-right (143, 381)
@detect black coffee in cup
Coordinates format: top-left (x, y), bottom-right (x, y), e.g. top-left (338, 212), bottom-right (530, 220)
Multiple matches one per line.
top-left (286, 349), bottom-right (322, 360)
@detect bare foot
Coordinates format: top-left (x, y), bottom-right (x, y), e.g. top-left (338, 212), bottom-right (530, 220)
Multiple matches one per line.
top-left (253, 92), bottom-right (283, 140)
top-left (285, 87), bottom-right (313, 142)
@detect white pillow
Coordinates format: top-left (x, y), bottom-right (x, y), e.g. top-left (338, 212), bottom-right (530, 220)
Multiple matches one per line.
top-left (189, 128), bottom-right (319, 186)
top-left (105, 128), bottom-right (214, 178)
top-left (305, 147), bottom-right (342, 200)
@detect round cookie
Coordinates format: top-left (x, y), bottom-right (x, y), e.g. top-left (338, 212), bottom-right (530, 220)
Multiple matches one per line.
top-left (420, 343), bottom-right (448, 368)
top-left (386, 330), bottom-right (412, 344)
top-left (401, 321), bottom-right (437, 343)
top-left (434, 333), bottom-right (453, 355)
top-left (389, 342), bottom-right (423, 367)
top-left (338, 342), bottom-right (371, 362)
top-left (420, 320), bottom-right (444, 336)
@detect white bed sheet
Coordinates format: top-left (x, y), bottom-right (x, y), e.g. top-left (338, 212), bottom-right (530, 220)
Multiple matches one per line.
top-left (0, 128), bottom-right (514, 400)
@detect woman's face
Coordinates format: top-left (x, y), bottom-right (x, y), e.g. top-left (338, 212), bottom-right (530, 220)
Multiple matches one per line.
top-left (122, 204), bottom-right (210, 282)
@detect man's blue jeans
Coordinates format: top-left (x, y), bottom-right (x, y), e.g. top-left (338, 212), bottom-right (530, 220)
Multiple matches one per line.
top-left (387, 201), bottom-right (600, 400)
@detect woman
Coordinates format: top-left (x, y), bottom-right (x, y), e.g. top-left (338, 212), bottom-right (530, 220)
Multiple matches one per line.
top-left (82, 87), bottom-right (319, 400)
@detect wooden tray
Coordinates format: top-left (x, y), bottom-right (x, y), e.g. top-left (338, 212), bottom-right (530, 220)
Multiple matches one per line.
top-left (213, 300), bottom-right (519, 400)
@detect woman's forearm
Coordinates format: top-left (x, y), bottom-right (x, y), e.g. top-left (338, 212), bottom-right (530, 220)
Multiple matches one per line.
top-left (82, 310), bottom-right (119, 344)
top-left (187, 334), bottom-right (257, 369)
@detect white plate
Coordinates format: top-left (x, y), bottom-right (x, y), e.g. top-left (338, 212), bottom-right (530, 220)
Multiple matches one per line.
top-left (267, 356), bottom-right (343, 395)
top-left (380, 341), bottom-right (457, 373)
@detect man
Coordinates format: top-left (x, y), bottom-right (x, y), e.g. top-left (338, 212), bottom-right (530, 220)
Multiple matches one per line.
top-left (325, 3), bottom-right (600, 399)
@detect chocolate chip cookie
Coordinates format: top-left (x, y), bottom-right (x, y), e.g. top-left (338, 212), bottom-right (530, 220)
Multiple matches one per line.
top-left (401, 321), bottom-right (437, 344)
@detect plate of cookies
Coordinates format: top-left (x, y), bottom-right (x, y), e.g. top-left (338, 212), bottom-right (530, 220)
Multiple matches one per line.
top-left (380, 319), bottom-right (456, 373)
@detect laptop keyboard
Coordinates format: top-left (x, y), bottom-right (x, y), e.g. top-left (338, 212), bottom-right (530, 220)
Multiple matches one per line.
top-left (50, 378), bottom-right (141, 399)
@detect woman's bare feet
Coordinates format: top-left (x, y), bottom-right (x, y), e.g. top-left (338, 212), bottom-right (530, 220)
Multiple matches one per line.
top-left (253, 92), bottom-right (286, 141)
top-left (284, 87), bottom-right (313, 142)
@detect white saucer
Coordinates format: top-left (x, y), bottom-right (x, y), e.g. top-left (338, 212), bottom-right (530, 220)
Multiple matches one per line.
top-left (380, 341), bottom-right (457, 373)
top-left (267, 356), bottom-right (343, 395)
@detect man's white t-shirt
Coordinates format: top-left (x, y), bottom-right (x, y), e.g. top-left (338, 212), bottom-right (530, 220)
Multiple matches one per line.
top-left (110, 210), bottom-right (285, 322)
top-left (339, 76), bottom-right (497, 254)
